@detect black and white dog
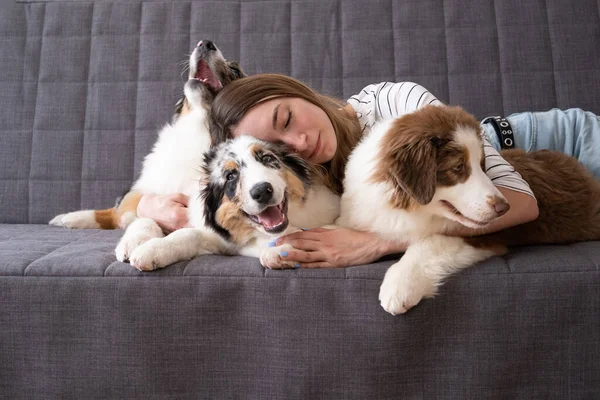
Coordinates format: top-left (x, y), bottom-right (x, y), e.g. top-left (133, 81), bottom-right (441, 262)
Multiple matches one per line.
top-left (127, 135), bottom-right (340, 270)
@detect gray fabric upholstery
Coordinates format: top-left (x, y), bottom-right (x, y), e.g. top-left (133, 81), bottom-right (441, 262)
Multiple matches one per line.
top-left (1, 226), bottom-right (599, 399)
top-left (1, 0), bottom-right (599, 398)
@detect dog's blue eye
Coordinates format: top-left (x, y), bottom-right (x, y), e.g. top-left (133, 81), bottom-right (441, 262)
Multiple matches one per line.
top-left (226, 172), bottom-right (237, 181)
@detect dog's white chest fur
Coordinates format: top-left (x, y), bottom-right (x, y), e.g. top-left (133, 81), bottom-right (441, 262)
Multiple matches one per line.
top-left (132, 109), bottom-right (210, 199)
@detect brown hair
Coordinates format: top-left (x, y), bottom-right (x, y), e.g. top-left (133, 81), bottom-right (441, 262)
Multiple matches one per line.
top-left (209, 74), bottom-right (362, 194)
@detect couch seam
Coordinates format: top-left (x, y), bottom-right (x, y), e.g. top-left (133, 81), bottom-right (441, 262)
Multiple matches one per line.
top-left (288, 0), bottom-right (291, 77)
top-left (492, 0), bottom-right (506, 115)
top-left (27, 3), bottom-right (46, 224)
top-left (339, 0), bottom-right (344, 94)
top-left (3, 269), bottom-right (599, 280)
top-left (442, 0), bottom-right (450, 103)
top-left (543, 0), bottom-right (558, 107)
top-left (80, 2), bottom-right (94, 211)
top-left (131, 1), bottom-right (144, 198)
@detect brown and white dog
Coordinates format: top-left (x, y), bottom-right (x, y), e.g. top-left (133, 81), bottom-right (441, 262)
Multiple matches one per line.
top-left (49, 40), bottom-right (245, 231)
top-left (337, 105), bottom-right (600, 315)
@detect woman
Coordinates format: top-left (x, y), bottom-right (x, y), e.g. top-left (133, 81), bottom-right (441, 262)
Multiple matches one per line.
top-left (140, 76), bottom-right (545, 268)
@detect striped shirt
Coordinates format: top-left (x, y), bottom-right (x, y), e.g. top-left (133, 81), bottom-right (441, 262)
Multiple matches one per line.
top-left (347, 82), bottom-right (534, 197)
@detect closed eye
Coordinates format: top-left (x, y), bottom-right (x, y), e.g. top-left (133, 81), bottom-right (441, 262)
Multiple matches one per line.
top-left (284, 110), bottom-right (292, 130)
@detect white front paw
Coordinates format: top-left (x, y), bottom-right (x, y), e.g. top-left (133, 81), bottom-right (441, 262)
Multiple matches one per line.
top-left (260, 244), bottom-right (298, 269)
top-left (115, 219), bottom-right (162, 262)
top-left (129, 238), bottom-right (167, 271)
top-left (378, 262), bottom-right (437, 315)
top-left (115, 233), bottom-right (149, 262)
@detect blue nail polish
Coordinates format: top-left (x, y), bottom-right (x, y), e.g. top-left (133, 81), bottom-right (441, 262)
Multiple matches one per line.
top-left (266, 241), bottom-right (276, 247)
top-left (294, 263), bottom-right (301, 269)
top-left (279, 251), bottom-right (288, 257)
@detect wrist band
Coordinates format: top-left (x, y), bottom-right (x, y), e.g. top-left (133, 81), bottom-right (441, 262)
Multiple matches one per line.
top-left (482, 116), bottom-right (515, 150)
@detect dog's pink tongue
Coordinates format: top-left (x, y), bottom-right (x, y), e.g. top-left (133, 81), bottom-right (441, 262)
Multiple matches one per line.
top-left (257, 206), bottom-right (285, 228)
top-left (195, 61), bottom-right (222, 90)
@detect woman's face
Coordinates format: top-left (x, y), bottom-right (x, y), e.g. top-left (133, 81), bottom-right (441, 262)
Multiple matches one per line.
top-left (232, 97), bottom-right (337, 164)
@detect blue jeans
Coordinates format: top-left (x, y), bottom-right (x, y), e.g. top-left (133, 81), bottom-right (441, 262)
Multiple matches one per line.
top-left (482, 108), bottom-right (600, 179)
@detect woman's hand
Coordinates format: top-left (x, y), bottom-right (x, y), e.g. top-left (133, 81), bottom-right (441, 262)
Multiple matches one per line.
top-left (274, 227), bottom-right (407, 268)
top-left (137, 193), bottom-right (190, 233)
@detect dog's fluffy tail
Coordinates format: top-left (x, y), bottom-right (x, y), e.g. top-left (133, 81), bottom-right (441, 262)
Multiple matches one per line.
top-left (49, 208), bottom-right (120, 229)
top-left (49, 191), bottom-right (142, 230)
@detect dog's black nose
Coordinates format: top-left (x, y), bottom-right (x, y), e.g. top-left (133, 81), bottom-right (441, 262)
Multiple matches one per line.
top-left (198, 40), bottom-right (216, 51)
top-left (250, 182), bottom-right (274, 204)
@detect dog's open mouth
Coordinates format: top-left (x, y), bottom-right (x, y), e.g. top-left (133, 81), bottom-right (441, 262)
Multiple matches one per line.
top-left (440, 200), bottom-right (490, 227)
top-left (194, 60), bottom-right (223, 92)
top-left (246, 195), bottom-right (289, 234)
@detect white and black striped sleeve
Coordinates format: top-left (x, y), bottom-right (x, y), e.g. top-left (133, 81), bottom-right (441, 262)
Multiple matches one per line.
top-left (347, 81), bottom-right (442, 123)
top-left (483, 139), bottom-right (534, 197)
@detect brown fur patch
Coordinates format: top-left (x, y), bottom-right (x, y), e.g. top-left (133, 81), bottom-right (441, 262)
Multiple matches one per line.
top-left (215, 197), bottom-right (255, 246)
top-left (94, 208), bottom-right (118, 230)
top-left (116, 191), bottom-right (143, 228)
top-left (223, 160), bottom-right (239, 172)
top-left (284, 169), bottom-right (306, 202)
top-left (474, 149), bottom-right (600, 246)
top-left (249, 143), bottom-right (263, 159)
top-left (371, 105), bottom-right (481, 208)
top-left (93, 191), bottom-right (143, 229)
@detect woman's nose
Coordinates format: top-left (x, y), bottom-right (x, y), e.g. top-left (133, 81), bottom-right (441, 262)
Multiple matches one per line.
top-left (284, 132), bottom-right (308, 153)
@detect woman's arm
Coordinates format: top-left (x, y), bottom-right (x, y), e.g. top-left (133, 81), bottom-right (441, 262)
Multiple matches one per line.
top-left (137, 193), bottom-right (190, 233)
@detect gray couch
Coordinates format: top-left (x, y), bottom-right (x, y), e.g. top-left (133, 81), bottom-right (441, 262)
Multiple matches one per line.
top-left (1, 0), bottom-right (599, 398)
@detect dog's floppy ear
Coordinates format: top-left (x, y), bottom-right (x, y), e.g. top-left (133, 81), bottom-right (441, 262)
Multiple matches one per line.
top-left (222, 61), bottom-right (246, 86)
top-left (390, 136), bottom-right (439, 205)
top-left (227, 61), bottom-right (246, 80)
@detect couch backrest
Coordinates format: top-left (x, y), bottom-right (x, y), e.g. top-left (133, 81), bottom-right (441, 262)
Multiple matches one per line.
top-left (1, 0), bottom-right (599, 224)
